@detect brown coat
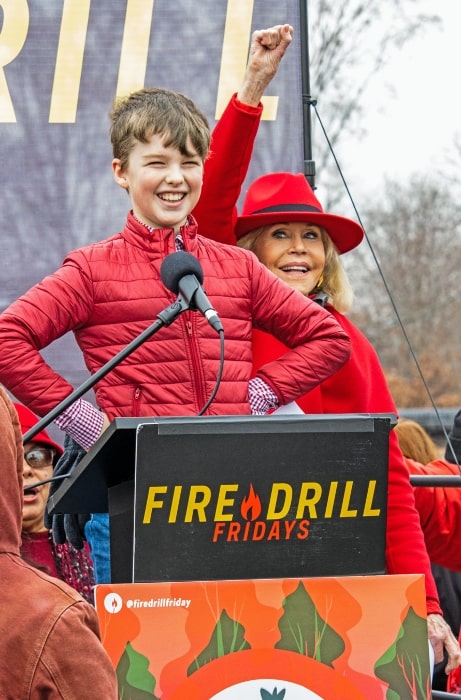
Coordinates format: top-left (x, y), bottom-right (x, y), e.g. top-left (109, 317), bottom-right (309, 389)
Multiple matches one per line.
top-left (0, 388), bottom-right (117, 699)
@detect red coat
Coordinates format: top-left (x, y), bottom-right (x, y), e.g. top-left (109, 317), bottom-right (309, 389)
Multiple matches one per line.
top-left (0, 214), bottom-right (350, 420)
top-left (251, 320), bottom-right (441, 613)
top-left (406, 457), bottom-right (461, 570)
top-left (195, 94), bottom-right (441, 614)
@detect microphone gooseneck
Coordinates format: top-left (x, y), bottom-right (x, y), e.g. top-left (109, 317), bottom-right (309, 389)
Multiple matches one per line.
top-left (23, 471), bottom-right (73, 493)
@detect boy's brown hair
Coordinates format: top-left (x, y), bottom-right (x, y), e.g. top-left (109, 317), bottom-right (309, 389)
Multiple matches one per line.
top-left (110, 87), bottom-right (210, 169)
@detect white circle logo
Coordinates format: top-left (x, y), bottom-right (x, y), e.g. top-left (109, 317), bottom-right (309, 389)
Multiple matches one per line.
top-left (211, 681), bottom-right (324, 699)
top-left (103, 592), bottom-right (123, 614)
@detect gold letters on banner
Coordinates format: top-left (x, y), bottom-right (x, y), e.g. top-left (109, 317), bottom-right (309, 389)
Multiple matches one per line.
top-left (0, 0), bottom-right (279, 123)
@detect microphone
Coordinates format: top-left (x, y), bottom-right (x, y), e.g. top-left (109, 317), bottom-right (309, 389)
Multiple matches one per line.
top-left (160, 251), bottom-right (224, 334)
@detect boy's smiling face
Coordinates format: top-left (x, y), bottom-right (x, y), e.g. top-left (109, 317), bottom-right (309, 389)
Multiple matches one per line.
top-left (112, 132), bottom-right (204, 233)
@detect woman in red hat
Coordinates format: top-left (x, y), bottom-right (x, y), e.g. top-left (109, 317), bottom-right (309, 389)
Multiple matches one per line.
top-left (196, 169), bottom-right (461, 676)
top-left (15, 402), bottom-right (96, 603)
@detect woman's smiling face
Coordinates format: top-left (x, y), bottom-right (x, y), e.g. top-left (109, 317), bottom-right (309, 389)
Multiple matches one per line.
top-left (252, 222), bottom-right (326, 297)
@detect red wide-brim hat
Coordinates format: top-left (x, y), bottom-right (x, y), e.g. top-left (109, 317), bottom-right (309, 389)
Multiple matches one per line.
top-left (235, 172), bottom-right (364, 254)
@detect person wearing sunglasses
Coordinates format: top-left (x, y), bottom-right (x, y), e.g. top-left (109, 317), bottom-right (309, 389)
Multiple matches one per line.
top-left (16, 403), bottom-right (96, 604)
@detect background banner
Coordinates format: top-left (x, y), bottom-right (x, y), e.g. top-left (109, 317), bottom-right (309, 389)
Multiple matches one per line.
top-left (0, 0), bottom-right (304, 399)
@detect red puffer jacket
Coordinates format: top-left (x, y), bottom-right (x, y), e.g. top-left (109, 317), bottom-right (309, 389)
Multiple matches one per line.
top-left (0, 213), bottom-right (350, 419)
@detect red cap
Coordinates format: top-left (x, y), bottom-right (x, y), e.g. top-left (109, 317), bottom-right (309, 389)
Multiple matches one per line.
top-left (14, 403), bottom-right (64, 456)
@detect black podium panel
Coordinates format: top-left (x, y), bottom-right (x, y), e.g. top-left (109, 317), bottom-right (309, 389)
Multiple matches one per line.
top-left (49, 414), bottom-right (393, 584)
top-left (133, 416), bottom-right (390, 583)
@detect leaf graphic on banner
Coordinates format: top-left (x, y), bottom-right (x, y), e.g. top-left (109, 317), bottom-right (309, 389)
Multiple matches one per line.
top-left (116, 641), bottom-right (159, 699)
top-left (374, 606), bottom-right (431, 699)
top-left (260, 688), bottom-right (286, 699)
top-left (275, 581), bottom-right (345, 665)
top-left (187, 608), bottom-right (250, 675)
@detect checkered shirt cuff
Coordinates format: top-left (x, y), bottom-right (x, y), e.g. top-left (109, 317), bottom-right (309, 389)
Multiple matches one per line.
top-left (54, 398), bottom-right (104, 450)
top-left (248, 377), bottom-right (279, 415)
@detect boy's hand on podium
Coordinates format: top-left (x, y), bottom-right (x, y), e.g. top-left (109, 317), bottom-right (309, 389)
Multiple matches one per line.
top-left (92, 411), bottom-right (111, 449)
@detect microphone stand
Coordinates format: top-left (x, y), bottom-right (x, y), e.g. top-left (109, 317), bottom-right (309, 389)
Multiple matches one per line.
top-left (299, 0), bottom-right (316, 189)
top-left (24, 472), bottom-right (73, 493)
top-left (23, 294), bottom-right (190, 444)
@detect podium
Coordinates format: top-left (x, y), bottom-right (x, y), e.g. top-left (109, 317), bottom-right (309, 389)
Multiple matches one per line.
top-left (49, 413), bottom-right (393, 584)
top-left (52, 415), bottom-right (433, 698)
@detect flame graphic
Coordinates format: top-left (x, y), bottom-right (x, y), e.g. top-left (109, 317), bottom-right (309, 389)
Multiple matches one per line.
top-left (240, 483), bottom-right (262, 521)
top-left (111, 597), bottom-right (118, 611)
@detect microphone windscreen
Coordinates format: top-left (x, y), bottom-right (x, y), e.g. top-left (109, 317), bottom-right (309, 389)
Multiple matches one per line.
top-left (160, 251), bottom-right (204, 293)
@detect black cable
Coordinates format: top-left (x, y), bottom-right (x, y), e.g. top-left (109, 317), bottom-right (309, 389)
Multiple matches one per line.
top-left (198, 329), bottom-right (225, 416)
top-left (311, 101), bottom-right (459, 469)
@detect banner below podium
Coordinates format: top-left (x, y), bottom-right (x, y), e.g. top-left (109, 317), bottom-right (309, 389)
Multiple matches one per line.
top-left (95, 574), bottom-right (431, 699)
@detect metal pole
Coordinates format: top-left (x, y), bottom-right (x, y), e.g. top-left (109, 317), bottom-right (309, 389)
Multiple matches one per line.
top-left (299, 0), bottom-right (316, 188)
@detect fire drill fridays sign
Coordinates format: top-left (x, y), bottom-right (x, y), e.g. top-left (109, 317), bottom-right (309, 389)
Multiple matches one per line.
top-left (132, 417), bottom-right (389, 582)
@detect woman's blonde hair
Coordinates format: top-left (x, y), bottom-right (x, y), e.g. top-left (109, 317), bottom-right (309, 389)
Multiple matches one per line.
top-left (394, 418), bottom-right (439, 464)
top-left (238, 225), bottom-right (354, 313)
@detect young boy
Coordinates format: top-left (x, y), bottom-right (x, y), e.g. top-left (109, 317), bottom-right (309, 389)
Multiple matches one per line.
top-left (0, 86), bottom-right (349, 445)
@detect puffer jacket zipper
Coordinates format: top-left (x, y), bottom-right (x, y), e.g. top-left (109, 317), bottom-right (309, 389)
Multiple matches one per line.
top-left (185, 316), bottom-right (207, 412)
top-left (132, 386), bottom-right (142, 416)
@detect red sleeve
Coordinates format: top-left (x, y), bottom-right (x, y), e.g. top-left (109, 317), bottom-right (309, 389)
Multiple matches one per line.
top-left (385, 433), bottom-right (442, 614)
top-left (193, 94), bottom-right (262, 245)
top-left (0, 260), bottom-right (92, 415)
top-left (408, 457), bottom-right (461, 572)
top-left (319, 315), bottom-right (442, 614)
top-left (251, 313), bottom-right (442, 615)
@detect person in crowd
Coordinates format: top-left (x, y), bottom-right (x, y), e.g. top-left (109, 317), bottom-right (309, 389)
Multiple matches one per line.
top-left (0, 25), bottom-right (351, 585)
top-left (395, 416), bottom-right (461, 692)
top-left (0, 387), bottom-right (117, 698)
top-left (16, 402), bottom-right (96, 603)
top-left (396, 417), bottom-right (461, 571)
top-left (446, 409), bottom-right (461, 463)
top-left (196, 167), bottom-right (460, 673)
top-left (439, 409), bottom-right (461, 694)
